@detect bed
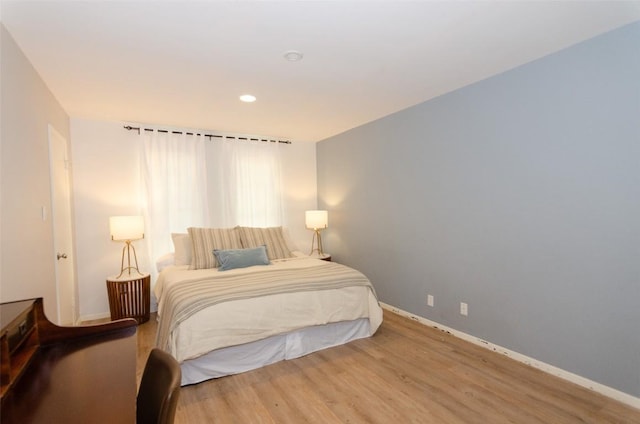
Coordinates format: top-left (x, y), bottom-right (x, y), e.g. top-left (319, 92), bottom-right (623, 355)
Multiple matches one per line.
top-left (154, 226), bottom-right (383, 386)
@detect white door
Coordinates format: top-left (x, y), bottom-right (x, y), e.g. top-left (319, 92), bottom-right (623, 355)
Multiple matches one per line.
top-left (49, 125), bottom-right (77, 325)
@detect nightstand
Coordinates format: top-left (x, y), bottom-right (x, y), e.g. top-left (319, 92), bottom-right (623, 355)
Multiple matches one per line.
top-left (106, 273), bottom-right (150, 324)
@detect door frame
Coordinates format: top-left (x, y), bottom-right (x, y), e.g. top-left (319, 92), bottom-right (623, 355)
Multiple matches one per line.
top-left (48, 124), bottom-right (78, 325)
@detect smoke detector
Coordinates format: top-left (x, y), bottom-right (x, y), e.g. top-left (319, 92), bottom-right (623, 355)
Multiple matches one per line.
top-left (283, 50), bottom-right (304, 62)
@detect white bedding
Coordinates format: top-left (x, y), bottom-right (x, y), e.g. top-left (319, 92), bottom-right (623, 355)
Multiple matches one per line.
top-left (180, 318), bottom-right (372, 385)
top-left (155, 254), bottom-right (383, 365)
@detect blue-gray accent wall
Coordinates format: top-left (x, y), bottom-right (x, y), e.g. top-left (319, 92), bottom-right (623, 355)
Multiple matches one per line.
top-left (317, 22), bottom-right (640, 397)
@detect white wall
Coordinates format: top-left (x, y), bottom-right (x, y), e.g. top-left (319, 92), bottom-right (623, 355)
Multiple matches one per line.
top-left (1, 25), bottom-right (71, 320)
top-left (278, 140), bottom-right (318, 251)
top-left (71, 118), bottom-right (317, 321)
top-left (70, 119), bottom-right (142, 320)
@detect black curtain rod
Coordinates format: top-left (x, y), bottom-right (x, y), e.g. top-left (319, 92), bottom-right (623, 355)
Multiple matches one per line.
top-left (123, 125), bottom-right (292, 144)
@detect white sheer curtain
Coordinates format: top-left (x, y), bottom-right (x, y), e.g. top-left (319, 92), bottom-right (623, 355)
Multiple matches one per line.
top-left (140, 128), bottom-right (284, 276)
top-left (209, 138), bottom-right (284, 228)
top-left (141, 130), bottom-right (210, 277)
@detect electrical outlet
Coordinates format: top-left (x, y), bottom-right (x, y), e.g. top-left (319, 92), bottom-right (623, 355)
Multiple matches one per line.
top-left (427, 294), bottom-right (434, 307)
top-left (460, 302), bottom-right (468, 316)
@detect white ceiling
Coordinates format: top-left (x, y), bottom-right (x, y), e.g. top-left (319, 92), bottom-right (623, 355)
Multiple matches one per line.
top-left (2, 1), bottom-right (639, 142)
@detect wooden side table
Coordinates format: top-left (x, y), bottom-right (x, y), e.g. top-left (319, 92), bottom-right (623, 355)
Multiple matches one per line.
top-left (106, 273), bottom-right (150, 324)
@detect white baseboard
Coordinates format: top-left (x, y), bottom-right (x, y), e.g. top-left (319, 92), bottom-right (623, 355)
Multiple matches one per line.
top-left (78, 311), bottom-right (111, 323)
top-left (380, 302), bottom-right (640, 410)
top-left (79, 305), bottom-right (158, 324)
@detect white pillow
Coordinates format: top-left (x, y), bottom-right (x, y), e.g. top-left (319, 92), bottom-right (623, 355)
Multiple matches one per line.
top-left (156, 252), bottom-right (175, 273)
top-left (171, 233), bottom-right (192, 266)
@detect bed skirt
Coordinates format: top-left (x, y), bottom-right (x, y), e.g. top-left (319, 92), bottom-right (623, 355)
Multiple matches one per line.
top-left (181, 318), bottom-right (372, 386)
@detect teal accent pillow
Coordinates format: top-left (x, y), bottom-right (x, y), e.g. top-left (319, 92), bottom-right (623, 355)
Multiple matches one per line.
top-left (213, 245), bottom-right (270, 271)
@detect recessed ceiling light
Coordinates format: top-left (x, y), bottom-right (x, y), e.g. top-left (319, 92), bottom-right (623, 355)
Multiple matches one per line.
top-left (239, 94), bottom-right (256, 103)
top-left (283, 50), bottom-right (303, 62)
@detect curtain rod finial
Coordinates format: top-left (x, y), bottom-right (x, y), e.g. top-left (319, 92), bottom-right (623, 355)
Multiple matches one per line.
top-left (123, 125), bottom-right (141, 135)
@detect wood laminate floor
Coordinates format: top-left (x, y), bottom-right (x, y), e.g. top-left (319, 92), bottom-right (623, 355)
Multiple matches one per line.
top-left (135, 310), bottom-right (640, 423)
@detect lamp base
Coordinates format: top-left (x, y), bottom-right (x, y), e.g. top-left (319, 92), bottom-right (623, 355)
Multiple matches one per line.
top-left (308, 229), bottom-right (324, 256)
top-left (116, 241), bottom-right (143, 279)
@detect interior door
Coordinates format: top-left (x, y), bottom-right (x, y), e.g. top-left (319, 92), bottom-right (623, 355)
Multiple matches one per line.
top-left (49, 125), bottom-right (77, 325)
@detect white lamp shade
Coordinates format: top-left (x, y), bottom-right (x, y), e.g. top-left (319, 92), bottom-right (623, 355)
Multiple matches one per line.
top-left (305, 210), bottom-right (328, 230)
top-left (109, 216), bottom-right (144, 241)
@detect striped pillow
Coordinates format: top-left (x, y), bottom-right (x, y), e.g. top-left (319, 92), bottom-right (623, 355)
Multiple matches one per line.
top-left (188, 227), bottom-right (242, 269)
top-left (238, 226), bottom-right (293, 260)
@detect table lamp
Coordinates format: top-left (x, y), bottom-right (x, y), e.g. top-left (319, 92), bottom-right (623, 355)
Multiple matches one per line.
top-left (305, 210), bottom-right (328, 256)
top-left (110, 215), bottom-right (144, 278)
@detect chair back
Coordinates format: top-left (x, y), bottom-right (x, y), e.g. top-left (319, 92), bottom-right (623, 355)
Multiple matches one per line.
top-left (137, 348), bottom-right (181, 424)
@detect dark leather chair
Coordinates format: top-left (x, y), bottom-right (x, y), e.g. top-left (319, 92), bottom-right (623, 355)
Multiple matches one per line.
top-left (137, 348), bottom-right (182, 424)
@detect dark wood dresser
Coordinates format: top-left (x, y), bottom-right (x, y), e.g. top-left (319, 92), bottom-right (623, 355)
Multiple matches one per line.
top-left (1, 298), bottom-right (137, 423)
